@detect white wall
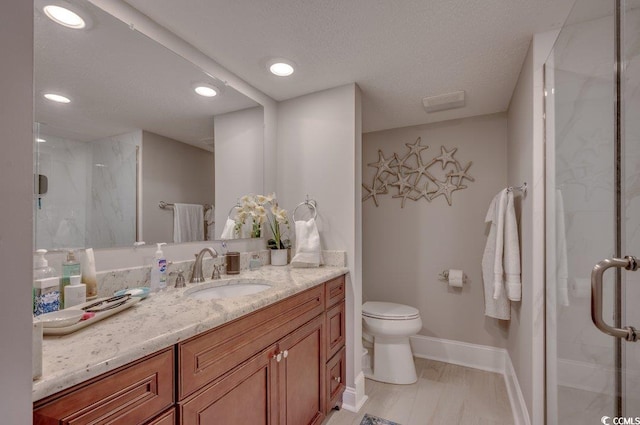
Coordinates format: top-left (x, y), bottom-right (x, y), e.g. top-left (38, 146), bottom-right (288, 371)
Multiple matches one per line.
top-left (363, 113), bottom-right (509, 348)
top-left (276, 84), bottom-right (365, 410)
top-left (213, 106), bottom-right (264, 237)
top-left (506, 31), bottom-right (558, 425)
top-left (141, 130), bottom-right (214, 244)
top-left (0, 0), bottom-right (33, 422)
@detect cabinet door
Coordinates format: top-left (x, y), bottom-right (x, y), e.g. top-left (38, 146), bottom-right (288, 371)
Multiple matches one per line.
top-left (326, 347), bottom-right (346, 413)
top-left (180, 345), bottom-right (279, 425)
top-left (278, 316), bottom-right (326, 425)
top-left (325, 301), bottom-right (345, 360)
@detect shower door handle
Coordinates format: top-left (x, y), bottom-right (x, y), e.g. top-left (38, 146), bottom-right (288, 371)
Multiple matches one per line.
top-left (591, 256), bottom-right (639, 342)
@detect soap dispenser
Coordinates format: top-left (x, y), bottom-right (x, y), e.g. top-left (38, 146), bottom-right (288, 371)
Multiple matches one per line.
top-left (33, 249), bottom-right (60, 316)
top-left (150, 243), bottom-right (167, 292)
top-left (60, 249), bottom-right (81, 308)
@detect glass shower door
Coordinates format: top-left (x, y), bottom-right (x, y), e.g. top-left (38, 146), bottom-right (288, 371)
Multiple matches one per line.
top-left (546, 0), bottom-right (640, 422)
top-left (622, 0), bottom-right (640, 414)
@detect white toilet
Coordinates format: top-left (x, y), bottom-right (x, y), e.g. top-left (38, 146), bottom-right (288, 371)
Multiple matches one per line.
top-left (362, 301), bottom-right (422, 384)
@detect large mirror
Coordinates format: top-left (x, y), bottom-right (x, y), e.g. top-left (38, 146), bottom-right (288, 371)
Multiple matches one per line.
top-left (34, 0), bottom-right (264, 250)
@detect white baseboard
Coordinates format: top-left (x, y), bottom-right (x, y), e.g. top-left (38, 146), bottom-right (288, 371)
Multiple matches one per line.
top-left (410, 335), bottom-right (505, 373)
top-left (410, 335), bottom-right (529, 425)
top-left (342, 371), bottom-right (368, 412)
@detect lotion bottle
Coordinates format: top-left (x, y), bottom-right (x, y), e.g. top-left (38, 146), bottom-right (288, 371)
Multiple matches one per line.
top-left (150, 243), bottom-right (167, 292)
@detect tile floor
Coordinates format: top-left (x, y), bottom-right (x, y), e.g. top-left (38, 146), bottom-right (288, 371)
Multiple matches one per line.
top-left (324, 358), bottom-right (514, 425)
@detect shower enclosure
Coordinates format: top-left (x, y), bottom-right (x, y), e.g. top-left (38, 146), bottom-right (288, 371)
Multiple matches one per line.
top-left (545, 0), bottom-right (640, 422)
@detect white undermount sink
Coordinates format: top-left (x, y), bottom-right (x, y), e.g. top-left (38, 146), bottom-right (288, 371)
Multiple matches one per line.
top-left (185, 280), bottom-right (272, 300)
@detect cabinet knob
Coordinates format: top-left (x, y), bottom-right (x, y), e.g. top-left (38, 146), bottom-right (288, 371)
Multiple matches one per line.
top-left (333, 376), bottom-right (341, 383)
top-left (276, 352), bottom-right (283, 362)
top-left (282, 350), bottom-right (289, 359)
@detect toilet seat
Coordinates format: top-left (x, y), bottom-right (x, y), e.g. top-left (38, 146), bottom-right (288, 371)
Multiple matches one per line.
top-left (362, 301), bottom-right (420, 320)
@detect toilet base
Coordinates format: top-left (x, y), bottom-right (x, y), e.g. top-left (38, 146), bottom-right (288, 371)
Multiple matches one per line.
top-left (366, 335), bottom-right (417, 385)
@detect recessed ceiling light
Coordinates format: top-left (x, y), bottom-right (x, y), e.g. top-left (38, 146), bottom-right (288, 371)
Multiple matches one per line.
top-left (269, 62), bottom-right (295, 77)
top-left (194, 85), bottom-right (218, 97)
top-left (44, 93), bottom-right (71, 103)
top-left (43, 5), bottom-right (86, 29)
top-left (36, 138), bottom-right (46, 143)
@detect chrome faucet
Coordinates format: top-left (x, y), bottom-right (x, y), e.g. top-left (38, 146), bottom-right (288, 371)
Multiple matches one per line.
top-left (190, 247), bottom-right (219, 283)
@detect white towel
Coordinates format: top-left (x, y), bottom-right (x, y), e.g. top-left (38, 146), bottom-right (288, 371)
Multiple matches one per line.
top-left (555, 190), bottom-right (569, 306)
top-left (220, 218), bottom-right (237, 240)
top-left (204, 207), bottom-right (215, 241)
top-left (504, 191), bottom-right (521, 301)
top-left (482, 190), bottom-right (511, 320)
top-left (291, 218), bottom-right (323, 268)
top-left (173, 203), bottom-right (204, 243)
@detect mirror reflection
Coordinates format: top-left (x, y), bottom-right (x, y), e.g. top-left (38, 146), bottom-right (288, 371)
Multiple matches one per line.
top-left (34, 0), bottom-right (263, 250)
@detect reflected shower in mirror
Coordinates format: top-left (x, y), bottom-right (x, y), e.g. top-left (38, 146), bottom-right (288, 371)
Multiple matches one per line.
top-left (34, 0), bottom-right (263, 250)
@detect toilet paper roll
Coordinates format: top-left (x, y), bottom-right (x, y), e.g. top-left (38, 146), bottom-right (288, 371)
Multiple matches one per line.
top-left (448, 269), bottom-right (464, 288)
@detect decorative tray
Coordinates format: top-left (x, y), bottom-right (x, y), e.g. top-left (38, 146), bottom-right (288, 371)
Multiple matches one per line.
top-left (43, 296), bottom-right (140, 336)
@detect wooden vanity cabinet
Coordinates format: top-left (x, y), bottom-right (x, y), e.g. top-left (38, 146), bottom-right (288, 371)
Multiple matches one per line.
top-left (34, 274), bottom-right (347, 425)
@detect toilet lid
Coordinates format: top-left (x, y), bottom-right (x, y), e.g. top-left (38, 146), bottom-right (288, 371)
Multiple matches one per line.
top-left (362, 301), bottom-right (420, 320)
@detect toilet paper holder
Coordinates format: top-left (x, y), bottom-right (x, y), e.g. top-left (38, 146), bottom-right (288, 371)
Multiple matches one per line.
top-left (438, 270), bottom-right (467, 283)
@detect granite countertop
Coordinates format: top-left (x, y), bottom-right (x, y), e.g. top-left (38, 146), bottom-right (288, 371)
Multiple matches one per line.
top-left (33, 265), bottom-right (348, 402)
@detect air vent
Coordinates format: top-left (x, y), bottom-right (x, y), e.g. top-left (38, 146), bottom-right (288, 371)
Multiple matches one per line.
top-left (422, 91), bottom-right (465, 113)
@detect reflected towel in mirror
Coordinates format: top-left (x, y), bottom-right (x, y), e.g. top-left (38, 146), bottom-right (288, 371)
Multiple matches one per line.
top-left (173, 203), bottom-right (204, 243)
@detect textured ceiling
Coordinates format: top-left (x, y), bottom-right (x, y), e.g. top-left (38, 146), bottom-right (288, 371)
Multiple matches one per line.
top-left (124, 0), bottom-right (575, 133)
top-left (35, 0), bottom-right (258, 148)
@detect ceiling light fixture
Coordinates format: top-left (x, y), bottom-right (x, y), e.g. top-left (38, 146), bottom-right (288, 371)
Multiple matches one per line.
top-left (43, 4), bottom-right (86, 29)
top-left (268, 60), bottom-right (295, 77)
top-left (36, 138), bottom-right (46, 143)
top-left (194, 85), bottom-right (218, 97)
top-left (44, 93), bottom-right (71, 103)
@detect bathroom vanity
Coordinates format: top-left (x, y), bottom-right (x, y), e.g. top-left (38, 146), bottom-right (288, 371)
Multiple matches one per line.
top-left (32, 268), bottom-right (347, 425)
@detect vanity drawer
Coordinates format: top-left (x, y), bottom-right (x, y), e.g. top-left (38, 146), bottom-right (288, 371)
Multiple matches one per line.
top-left (33, 348), bottom-right (174, 425)
top-left (325, 275), bottom-right (345, 308)
top-left (326, 301), bottom-right (346, 360)
top-left (326, 347), bottom-right (346, 413)
top-left (148, 407), bottom-right (176, 425)
top-left (178, 285), bottom-right (324, 399)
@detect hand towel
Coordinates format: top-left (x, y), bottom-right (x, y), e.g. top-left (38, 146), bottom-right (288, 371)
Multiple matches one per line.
top-left (555, 190), bottom-right (569, 306)
top-left (173, 203), bottom-right (204, 243)
top-left (291, 218), bottom-right (323, 268)
top-left (504, 191), bottom-right (522, 302)
top-left (220, 218), bottom-right (237, 240)
top-left (482, 190), bottom-right (511, 320)
top-left (204, 207), bottom-right (215, 241)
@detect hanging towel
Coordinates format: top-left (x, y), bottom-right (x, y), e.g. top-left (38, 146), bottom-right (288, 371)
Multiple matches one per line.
top-left (504, 191), bottom-right (522, 302)
top-left (220, 218), bottom-right (237, 240)
top-left (291, 218), bottom-right (323, 268)
top-left (482, 190), bottom-right (511, 320)
top-left (556, 190), bottom-right (569, 306)
top-left (204, 207), bottom-right (215, 241)
top-left (173, 203), bottom-right (204, 243)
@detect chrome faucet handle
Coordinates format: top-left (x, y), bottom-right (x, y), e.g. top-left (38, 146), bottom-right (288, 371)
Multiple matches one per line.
top-left (173, 269), bottom-right (186, 288)
top-left (212, 264), bottom-right (223, 280)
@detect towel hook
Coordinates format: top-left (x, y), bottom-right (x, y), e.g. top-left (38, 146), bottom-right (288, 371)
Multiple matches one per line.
top-left (293, 195), bottom-right (317, 221)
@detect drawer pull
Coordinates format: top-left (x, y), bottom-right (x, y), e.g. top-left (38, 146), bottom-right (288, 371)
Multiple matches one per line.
top-left (333, 376), bottom-right (341, 383)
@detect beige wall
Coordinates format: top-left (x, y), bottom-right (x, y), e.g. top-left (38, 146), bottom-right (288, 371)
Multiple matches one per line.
top-left (141, 131), bottom-right (214, 244)
top-left (362, 113), bottom-right (509, 348)
top-left (276, 84), bottom-right (365, 409)
top-left (0, 0), bottom-right (34, 421)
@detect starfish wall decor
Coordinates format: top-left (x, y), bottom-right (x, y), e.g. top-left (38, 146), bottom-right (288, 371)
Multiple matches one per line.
top-left (363, 137), bottom-right (475, 207)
